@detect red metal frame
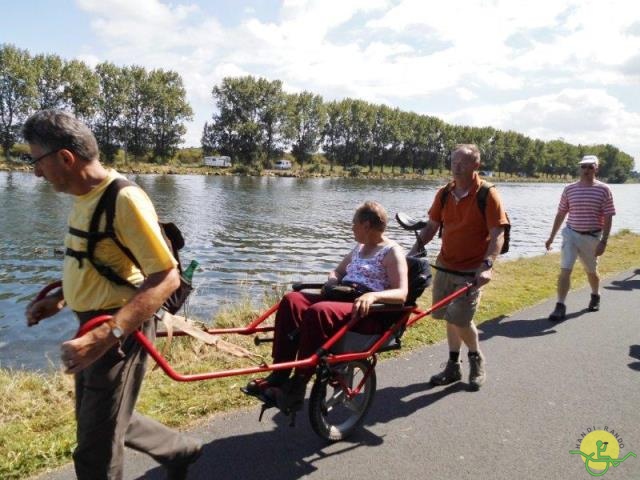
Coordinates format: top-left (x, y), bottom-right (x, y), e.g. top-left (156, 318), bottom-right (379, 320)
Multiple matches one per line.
top-left (330, 355), bottom-right (378, 398)
top-left (35, 280), bottom-right (62, 301)
top-left (41, 281), bottom-right (473, 383)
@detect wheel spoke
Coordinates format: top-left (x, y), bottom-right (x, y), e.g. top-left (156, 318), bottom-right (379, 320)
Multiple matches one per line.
top-left (324, 387), bottom-right (345, 411)
top-left (343, 397), bottom-right (363, 413)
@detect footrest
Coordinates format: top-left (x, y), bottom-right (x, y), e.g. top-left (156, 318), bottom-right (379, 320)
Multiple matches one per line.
top-left (241, 387), bottom-right (277, 422)
top-left (241, 385), bottom-right (275, 403)
top-left (376, 338), bottom-right (402, 353)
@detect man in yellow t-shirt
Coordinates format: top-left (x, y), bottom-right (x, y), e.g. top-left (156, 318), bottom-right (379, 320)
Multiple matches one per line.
top-left (409, 144), bottom-right (508, 391)
top-left (23, 110), bottom-right (201, 480)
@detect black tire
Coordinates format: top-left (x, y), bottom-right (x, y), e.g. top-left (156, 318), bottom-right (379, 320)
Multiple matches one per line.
top-left (308, 360), bottom-right (376, 441)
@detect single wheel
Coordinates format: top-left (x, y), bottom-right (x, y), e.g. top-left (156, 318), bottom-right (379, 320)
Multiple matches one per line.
top-left (308, 360), bottom-right (376, 441)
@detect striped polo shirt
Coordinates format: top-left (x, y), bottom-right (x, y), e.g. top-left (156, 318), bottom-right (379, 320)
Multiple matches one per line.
top-left (558, 181), bottom-right (616, 232)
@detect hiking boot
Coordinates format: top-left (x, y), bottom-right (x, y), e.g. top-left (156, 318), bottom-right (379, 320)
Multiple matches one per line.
top-left (468, 352), bottom-right (486, 391)
top-left (429, 360), bottom-right (462, 386)
top-left (588, 294), bottom-right (600, 312)
top-left (548, 302), bottom-right (566, 322)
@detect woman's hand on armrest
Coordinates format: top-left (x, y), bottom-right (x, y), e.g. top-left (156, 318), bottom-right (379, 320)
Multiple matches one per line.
top-left (352, 292), bottom-right (377, 320)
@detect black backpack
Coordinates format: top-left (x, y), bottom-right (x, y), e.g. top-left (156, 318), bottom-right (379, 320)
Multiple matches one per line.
top-left (438, 181), bottom-right (511, 254)
top-left (65, 178), bottom-right (192, 314)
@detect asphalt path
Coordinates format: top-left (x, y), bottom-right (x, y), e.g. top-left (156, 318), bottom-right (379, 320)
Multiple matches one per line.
top-left (37, 269), bottom-right (640, 480)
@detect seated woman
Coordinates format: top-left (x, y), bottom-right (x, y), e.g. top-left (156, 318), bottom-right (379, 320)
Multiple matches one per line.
top-left (245, 201), bottom-right (408, 412)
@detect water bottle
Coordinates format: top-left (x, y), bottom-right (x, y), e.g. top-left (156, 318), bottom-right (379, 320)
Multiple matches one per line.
top-left (183, 260), bottom-right (199, 282)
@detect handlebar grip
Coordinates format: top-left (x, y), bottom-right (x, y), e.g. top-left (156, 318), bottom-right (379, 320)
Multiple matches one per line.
top-left (368, 303), bottom-right (413, 312)
top-left (395, 212), bottom-right (428, 231)
top-left (35, 280), bottom-right (63, 302)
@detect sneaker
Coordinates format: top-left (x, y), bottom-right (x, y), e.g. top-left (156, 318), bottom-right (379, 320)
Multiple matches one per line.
top-left (165, 443), bottom-right (203, 480)
top-left (468, 352), bottom-right (486, 391)
top-left (429, 360), bottom-right (462, 386)
top-left (548, 302), bottom-right (566, 321)
top-left (588, 294), bottom-right (600, 312)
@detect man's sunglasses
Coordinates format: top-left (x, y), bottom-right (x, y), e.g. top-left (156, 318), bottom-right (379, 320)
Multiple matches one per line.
top-left (580, 164), bottom-right (595, 170)
top-left (25, 148), bottom-right (61, 165)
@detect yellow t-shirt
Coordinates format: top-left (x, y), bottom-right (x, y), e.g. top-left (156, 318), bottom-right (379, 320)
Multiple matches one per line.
top-left (63, 169), bottom-right (177, 312)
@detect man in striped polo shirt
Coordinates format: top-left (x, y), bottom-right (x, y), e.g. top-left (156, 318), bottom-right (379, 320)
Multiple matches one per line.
top-left (545, 155), bottom-right (616, 321)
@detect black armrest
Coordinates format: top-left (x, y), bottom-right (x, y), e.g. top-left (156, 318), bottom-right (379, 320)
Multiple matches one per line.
top-left (292, 282), bottom-right (325, 291)
top-left (369, 303), bottom-right (414, 312)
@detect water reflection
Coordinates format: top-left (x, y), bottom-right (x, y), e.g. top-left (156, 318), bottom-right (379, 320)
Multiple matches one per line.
top-left (1, 172), bottom-right (638, 370)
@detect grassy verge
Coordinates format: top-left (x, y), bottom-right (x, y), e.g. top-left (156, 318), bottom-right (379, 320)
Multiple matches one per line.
top-left (2, 230), bottom-right (639, 479)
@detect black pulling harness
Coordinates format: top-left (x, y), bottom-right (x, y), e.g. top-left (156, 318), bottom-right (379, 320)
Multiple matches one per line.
top-left (65, 178), bottom-right (141, 290)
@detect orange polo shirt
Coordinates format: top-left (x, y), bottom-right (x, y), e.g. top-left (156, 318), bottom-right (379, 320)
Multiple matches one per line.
top-left (428, 174), bottom-right (508, 270)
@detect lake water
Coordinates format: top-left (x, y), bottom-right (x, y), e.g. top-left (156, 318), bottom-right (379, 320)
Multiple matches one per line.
top-left (1, 171), bottom-right (639, 370)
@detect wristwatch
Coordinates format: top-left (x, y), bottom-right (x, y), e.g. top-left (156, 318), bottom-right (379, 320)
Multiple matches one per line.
top-left (106, 319), bottom-right (125, 340)
top-left (482, 258), bottom-right (494, 270)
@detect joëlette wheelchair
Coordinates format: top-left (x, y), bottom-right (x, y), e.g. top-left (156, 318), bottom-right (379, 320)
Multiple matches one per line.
top-left (36, 213), bottom-right (473, 442)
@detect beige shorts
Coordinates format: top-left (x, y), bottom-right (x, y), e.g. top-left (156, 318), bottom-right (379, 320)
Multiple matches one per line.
top-left (431, 266), bottom-right (481, 327)
top-left (560, 226), bottom-right (601, 273)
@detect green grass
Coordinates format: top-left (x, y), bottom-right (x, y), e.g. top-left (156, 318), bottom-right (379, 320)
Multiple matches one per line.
top-left (1, 230), bottom-right (639, 479)
top-left (0, 370), bottom-right (76, 479)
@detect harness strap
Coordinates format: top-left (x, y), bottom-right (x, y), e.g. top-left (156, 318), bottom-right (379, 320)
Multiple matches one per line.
top-left (438, 181), bottom-right (492, 237)
top-left (68, 226), bottom-right (112, 241)
top-left (431, 264), bottom-right (476, 278)
top-left (87, 179), bottom-right (140, 268)
top-left (65, 178), bottom-right (141, 289)
top-left (438, 180), bottom-right (511, 255)
top-left (65, 247), bottom-right (85, 267)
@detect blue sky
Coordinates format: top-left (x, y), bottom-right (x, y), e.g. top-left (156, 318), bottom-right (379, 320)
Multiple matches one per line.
top-left (2, 0), bottom-right (639, 169)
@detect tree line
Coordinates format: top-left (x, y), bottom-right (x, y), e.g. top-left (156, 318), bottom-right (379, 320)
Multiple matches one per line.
top-left (202, 76), bottom-right (635, 182)
top-left (0, 44), bottom-right (192, 162)
top-left (2, 43), bottom-right (634, 181)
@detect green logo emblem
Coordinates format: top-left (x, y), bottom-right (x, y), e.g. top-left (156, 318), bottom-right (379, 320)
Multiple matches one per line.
top-left (570, 429), bottom-right (636, 477)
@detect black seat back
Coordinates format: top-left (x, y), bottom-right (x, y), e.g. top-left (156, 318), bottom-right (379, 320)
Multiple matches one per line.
top-left (405, 255), bottom-right (432, 306)
top-left (330, 255), bottom-right (431, 355)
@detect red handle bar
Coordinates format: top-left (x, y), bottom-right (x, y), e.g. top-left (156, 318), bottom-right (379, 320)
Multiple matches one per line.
top-left (75, 315), bottom-right (113, 338)
top-left (45, 281), bottom-right (474, 383)
top-left (35, 280), bottom-right (63, 301)
top-left (34, 281), bottom-right (110, 338)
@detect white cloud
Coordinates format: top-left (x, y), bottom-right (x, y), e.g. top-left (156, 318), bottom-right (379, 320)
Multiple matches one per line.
top-left (456, 87), bottom-right (476, 101)
top-left (70, 0), bottom-right (639, 165)
top-left (443, 88), bottom-right (640, 161)
top-left (621, 53), bottom-right (640, 77)
top-left (75, 53), bottom-right (101, 69)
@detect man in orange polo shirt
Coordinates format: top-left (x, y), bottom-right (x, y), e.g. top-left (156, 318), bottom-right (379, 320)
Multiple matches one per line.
top-left (410, 144), bottom-right (508, 390)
